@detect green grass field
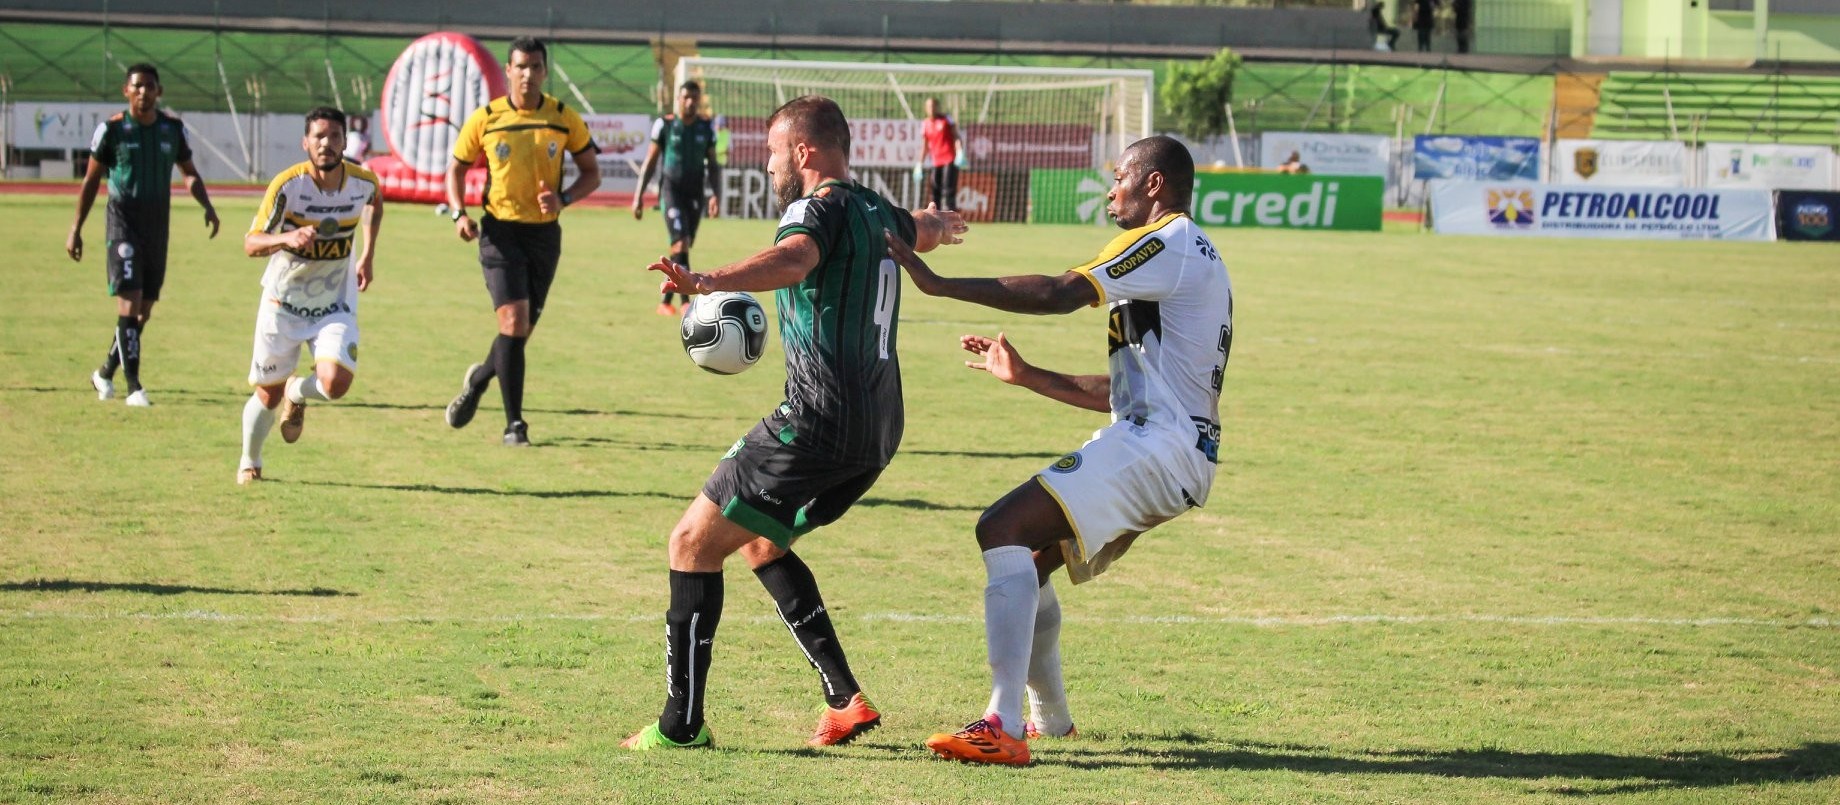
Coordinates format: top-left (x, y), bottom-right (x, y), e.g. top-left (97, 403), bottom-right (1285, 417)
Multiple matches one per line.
top-left (1, 191), bottom-right (1837, 803)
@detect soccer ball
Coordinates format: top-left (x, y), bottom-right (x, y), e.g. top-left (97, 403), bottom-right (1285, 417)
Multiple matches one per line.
top-left (680, 291), bottom-right (769, 375)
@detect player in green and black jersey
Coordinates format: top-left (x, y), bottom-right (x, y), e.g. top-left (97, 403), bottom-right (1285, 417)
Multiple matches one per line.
top-left (66, 63), bottom-right (220, 406)
top-left (624, 95), bottom-right (968, 752)
top-left (633, 81), bottom-right (721, 315)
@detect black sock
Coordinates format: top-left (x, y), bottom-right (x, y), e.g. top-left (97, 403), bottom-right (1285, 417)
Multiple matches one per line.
top-left (490, 333), bottom-right (527, 426)
top-left (673, 253), bottom-right (691, 306)
top-left (99, 331), bottom-right (121, 379)
top-left (659, 569), bottom-right (723, 742)
top-left (116, 316), bottom-right (143, 392)
top-left (755, 553), bottom-right (860, 709)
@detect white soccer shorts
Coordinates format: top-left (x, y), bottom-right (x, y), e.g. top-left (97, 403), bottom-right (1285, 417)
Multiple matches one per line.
top-left (1035, 417), bottom-right (1212, 583)
top-left (247, 302), bottom-right (358, 386)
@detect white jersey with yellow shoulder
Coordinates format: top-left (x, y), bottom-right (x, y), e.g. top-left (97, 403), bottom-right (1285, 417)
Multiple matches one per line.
top-left (248, 160), bottom-right (379, 319)
top-left (1069, 211), bottom-right (1233, 500)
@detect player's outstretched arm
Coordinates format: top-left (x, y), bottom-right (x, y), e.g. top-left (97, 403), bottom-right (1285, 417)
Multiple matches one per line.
top-left (911, 203), bottom-right (967, 252)
top-left (962, 333), bottom-right (1109, 412)
top-left (649, 234), bottom-right (820, 296)
top-left (886, 231), bottom-right (1094, 315)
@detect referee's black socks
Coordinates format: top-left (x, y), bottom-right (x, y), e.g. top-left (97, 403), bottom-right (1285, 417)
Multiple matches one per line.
top-left (755, 552), bottom-right (861, 709)
top-left (659, 569), bottom-right (723, 743)
top-left (488, 333), bottom-right (527, 426)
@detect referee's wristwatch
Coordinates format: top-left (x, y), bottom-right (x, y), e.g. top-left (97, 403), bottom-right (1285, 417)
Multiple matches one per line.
top-left (559, 189), bottom-right (573, 207)
top-left (449, 206), bottom-right (468, 222)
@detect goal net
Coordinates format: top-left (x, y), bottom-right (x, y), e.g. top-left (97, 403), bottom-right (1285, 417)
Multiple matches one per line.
top-left (676, 57), bottom-right (1153, 223)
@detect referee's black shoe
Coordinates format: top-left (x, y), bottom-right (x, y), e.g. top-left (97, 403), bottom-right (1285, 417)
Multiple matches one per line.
top-left (503, 420), bottom-right (530, 447)
top-left (446, 363), bottom-right (487, 428)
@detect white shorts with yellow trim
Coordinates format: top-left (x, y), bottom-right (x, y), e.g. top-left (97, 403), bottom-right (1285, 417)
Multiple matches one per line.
top-left (248, 300), bottom-right (358, 386)
top-left (1035, 417), bottom-right (1212, 583)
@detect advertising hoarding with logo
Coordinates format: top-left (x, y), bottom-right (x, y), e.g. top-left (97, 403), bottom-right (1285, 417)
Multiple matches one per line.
top-left (1029, 170), bottom-right (1382, 231)
top-left (8, 102), bottom-right (122, 150)
top-left (1553, 139), bottom-right (1690, 187)
top-left (1430, 181), bottom-right (1775, 240)
top-left (1414, 135), bottom-right (1541, 182)
top-left (1704, 143), bottom-right (1836, 190)
top-left (1259, 133), bottom-right (1391, 177)
top-left (1775, 190), bottom-right (1840, 242)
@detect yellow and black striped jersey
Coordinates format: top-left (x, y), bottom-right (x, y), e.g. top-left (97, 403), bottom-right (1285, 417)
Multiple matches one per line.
top-left (452, 94), bottom-right (595, 223)
top-left (249, 160), bottom-right (379, 319)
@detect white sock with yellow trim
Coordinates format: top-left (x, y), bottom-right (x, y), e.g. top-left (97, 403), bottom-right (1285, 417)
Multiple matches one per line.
top-left (981, 544), bottom-right (1037, 736)
top-left (241, 394), bottom-right (275, 470)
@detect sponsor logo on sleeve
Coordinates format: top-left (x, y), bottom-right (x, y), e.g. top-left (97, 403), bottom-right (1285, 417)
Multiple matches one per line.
top-left (1105, 238), bottom-right (1164, 279)
top-left (1048, 453), bottom-right (1083, 473)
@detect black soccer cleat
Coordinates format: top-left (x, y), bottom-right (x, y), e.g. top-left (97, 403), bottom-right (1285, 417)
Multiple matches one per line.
top-left (445, 363), bottom-right (486, 429)
top-left (503, 419), bottom-right (530, 447)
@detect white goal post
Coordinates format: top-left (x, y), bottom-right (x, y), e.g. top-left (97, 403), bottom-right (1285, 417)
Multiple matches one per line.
top-left (675, 57), bottom-right (1154, 223)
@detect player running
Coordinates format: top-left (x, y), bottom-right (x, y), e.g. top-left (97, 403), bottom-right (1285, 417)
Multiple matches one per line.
top-left (66, 63), bottom-right (220, 407)
top-left (886, 136), bottom-right (1232, 766)
top-left (236, 107), bottom-right (382, 485)
top-left (623, 95), bottom-right (968, 751)
top-left (633, 80), bottom-right (721, 315)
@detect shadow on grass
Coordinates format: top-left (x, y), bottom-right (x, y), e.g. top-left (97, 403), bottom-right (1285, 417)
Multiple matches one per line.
top-left (0, 579), bottom-right (353, 597)
top-left (905, 448), bottom-right (1064, 460)
top-left (1045, 739), bottom-right (1840, 793)
top-left (857, 497), bottom-right (987, 512)
top-left (541, 436), bottom-right (725, 451)
top-left (2, 386), bottom-right (240, 404)
top-left (752, 737), bottom-right (1839, 792)
top-left (311, 401), bottom-right (724, 420)
top-left (290, 479), bottom-right (680, 501)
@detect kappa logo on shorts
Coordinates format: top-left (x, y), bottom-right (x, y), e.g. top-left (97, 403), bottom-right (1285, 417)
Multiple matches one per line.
top-left (117, 242), bottom-right (135, 259)
top-left (1049, 453), bottom-right (1083, 473)
top-left (722, 437), bottom-right (745, 460)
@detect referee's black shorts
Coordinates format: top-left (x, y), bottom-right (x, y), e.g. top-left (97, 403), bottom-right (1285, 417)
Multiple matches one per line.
top-left (478, 215), bottom-right (562, 318)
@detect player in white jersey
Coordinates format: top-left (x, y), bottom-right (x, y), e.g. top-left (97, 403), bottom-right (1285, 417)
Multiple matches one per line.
top-left (236, 107), bottom-right (383, 485)
top-left (886, 136), bottom-right (1232, 766)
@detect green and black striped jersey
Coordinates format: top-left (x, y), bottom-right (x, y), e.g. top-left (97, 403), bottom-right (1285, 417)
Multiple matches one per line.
top-left (772, 180), bottom-right (918, 466)
top-left (88, 110), bottom-right (191, 216)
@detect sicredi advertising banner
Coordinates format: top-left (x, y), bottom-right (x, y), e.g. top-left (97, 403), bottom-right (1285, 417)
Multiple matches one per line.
top-left (1414, 135), bottom-right (1540, 181)
top-left (1554, 139), bottom-right (1689, 187)
top-left (1029, 170), bottom-right (1384, 230)
top-left (1430, 182), bottom-right (1775, 241)
top-left (1704, 143), bottom-right (1836, 190)
top-left (1192, 173), bottom-right (1384, 231)
top-left (1259, 132), bottom-right (1390, 176)
top-left (9, 102), bottom-right (124, 150)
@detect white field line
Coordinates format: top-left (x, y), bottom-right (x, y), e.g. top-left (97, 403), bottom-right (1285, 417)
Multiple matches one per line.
top-left (1, 610), bottom-right (1832, 629)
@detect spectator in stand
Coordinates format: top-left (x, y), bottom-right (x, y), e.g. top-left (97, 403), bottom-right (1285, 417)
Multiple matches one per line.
top-left (1412, 0), bottom-right (1441, 52)
top-left (1368, 2), bottom-right (1401, 52)
top-left (1453, 0), bottom-right (1475, 54)
top-left (1277, 151), bottom-right (1310, 175)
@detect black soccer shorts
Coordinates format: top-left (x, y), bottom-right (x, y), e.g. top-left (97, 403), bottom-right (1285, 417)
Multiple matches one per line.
top-left (703, 408), bottom-right (885, 548)
top-left (477, 216), bottom-right (562, 317)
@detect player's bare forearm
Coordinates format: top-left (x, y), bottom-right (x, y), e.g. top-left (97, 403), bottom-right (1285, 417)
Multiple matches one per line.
top-left (356, 197), bottom-right (383, 272)
top-left (566, 150), bottom-right (602, 201)
top-left (886, 231), bottom-right (1089, 313)
top-left (657, 236), bottom-right (817, 295)
top-left (911, 207), bottom-right (967, 253)
top-left (1015, 367), bottom-right (1111, 413)
top-left (444, 159), bottom-right (470, 212)
top-left (71, 160), bottom-right (105, 228)
top-left (185, 173), bottom-right (212, 210)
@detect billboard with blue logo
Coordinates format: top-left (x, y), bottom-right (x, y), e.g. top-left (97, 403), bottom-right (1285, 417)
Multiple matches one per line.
top-left (1414, 135), bottom-right (1541, 182)
top-left (1776, 190), bottom-right (1840, 242)
top-left (1429, 182), bottom-right (1776, 241)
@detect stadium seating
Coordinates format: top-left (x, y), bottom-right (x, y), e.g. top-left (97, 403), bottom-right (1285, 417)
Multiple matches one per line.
top-left (1593, 71), bottom-right (1840, 147)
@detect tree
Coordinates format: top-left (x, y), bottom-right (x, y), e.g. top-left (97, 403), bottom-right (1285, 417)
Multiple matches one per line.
top-left (1161, 48), bottom-right (1241, 141)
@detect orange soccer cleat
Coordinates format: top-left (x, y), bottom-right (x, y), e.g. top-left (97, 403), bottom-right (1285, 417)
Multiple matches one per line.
top-left (808, 692), bottom-right (882, 747)
top-left (655, 302), bottom-right (677, 316)
top-left (925, 715), bottom-right (1030, 766)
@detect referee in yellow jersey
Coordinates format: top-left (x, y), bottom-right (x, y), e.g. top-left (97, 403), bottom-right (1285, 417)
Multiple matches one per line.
top-left (443, 36), bottom-right (601, 446)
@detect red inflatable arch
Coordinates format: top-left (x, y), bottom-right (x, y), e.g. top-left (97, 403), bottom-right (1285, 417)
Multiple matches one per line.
top-left (366, 32), bottom-right (506, 204)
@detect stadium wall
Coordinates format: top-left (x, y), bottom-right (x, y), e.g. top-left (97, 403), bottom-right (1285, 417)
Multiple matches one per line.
top-left (0, 0), bottom-right (1373, 53)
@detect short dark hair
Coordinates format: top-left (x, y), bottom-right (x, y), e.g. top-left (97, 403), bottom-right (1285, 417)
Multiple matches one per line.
top-left (768, 95), bottom-right (851, 156)
top-left (1127, 135), bottom-right (1195, 204)
top-left (124, 63), bottom-right (160, 85)
top-left (508, 37), bottom-right (547, 66)
top-left (304, 106), bottom-right (347, 134)
top-left (679, 80), bottom-right (702, 94)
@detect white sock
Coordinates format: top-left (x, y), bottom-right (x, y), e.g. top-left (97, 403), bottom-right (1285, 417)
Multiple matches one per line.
top-left (288, 375), bottom-right (331, 403)
top-left (241, 394), bottom-right (276, 470)
top-left (981, 545), bottom-right (1038, 736)
top-left (1026, 579), bottom-right (1074, 735)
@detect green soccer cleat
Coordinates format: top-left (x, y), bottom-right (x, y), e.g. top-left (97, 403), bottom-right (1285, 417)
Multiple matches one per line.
top-left (622, 721), bottom-right (713, 751)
